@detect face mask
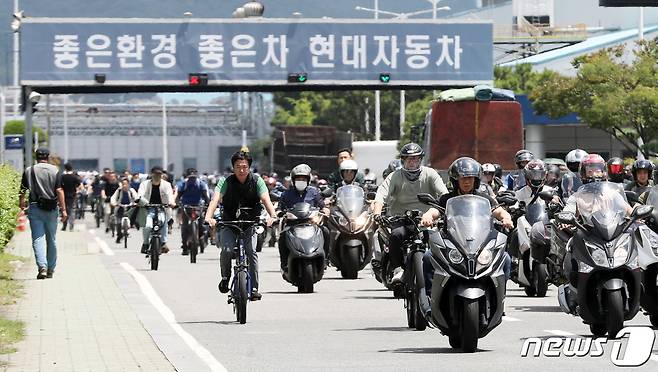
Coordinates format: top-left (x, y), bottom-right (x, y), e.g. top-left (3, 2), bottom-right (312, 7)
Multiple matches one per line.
top-left (402, 168), bottom-right (422, 182)
top-left (295, 180), bottom-right (308, 192)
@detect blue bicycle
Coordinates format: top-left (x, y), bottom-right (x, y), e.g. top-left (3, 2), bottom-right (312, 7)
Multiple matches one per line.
top-left (216, 218), bottom-right (266, 324)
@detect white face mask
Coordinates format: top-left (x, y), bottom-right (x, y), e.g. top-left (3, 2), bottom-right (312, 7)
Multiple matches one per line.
top-left (295, 180), bottom-right (308, 192)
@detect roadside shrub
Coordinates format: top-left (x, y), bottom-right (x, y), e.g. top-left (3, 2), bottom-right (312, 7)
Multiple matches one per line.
top-left (0, 166), bottom-right (21, 252)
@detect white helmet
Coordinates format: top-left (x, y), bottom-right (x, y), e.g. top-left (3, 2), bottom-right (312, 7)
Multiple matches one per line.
top-left (339, 160), bottom-right (358, 183)
top-left (482, 163), bottom-right (496, 173)
top-left (565, 149), bottom-right (589, 172)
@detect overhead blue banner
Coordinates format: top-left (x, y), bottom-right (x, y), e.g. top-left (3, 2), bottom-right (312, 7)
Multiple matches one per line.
top-left (20, 18), bottom-right (493, 88)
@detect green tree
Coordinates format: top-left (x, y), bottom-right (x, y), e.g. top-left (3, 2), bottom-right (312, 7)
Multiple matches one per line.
top-left (530, 40), bottom-right (658, 157)
top-left (494, 63), bottom-right (559, 94)
top-left (3, 120), bottom-right (48, 144)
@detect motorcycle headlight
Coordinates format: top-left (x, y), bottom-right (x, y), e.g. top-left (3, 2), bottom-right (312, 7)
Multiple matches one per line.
top-left (579, 261), bottom-right (594, 273)
top-left (353, 212), bottom-right (369, 229)
top-left (613, 247), bottom-right (628, 267)
top-left (338, 215), bottom-right (348, 226)
top-left (153, 225), bottom-right (160, 232)
top-left (293, 226), bottom-right (315, 240)
top-left (254, 226), bottom-right (265, 235)
top-left (448, 249), bottom-right (464, 264)
top-left (590, 248), bottom-right (607, 267)
top-left (286, 212), bottom-right (298, 220)
top-left (477, 248), bottom-right (493, 266)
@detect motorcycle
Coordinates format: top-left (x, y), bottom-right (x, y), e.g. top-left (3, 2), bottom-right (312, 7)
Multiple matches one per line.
top-left (418, 193), bottom-right (508, 352)
top-left (556, 181), bottom-right (652, 337)
top-left (326, 185), bottom-right (375, 279)
top-left (508, 199), bottom-right (551, 297)
top-left (280, 202), bottom-right (326, 293)
top-left (633, 186), bottom-right (658, 327)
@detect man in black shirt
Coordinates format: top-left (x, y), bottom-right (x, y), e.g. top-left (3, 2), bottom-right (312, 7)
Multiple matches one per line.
top-left (101, 172), bottom-right (120, 233)
top-left (61, 163), bottom-right (81, 231)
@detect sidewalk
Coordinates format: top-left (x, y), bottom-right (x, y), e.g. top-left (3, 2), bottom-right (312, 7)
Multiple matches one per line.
top-left (0, 222), bottom-right (177, 372)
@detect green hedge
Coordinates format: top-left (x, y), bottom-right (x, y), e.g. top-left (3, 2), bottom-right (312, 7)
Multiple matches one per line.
top-left (0, 166), bottom-right (21, 252)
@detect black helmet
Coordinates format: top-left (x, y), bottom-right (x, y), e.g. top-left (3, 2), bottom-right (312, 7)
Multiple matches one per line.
top-left (632, 159), bottom-right (654, 180)
top-left (607, 157), bottom-right (625, 183)
top-left (493, 163), bottom-right (503, 179)
top-left (523, 159), bottom-right (546, 189)
top-left (448, 157), bottom-right (482, 191)
top-left (382, 159), bottom-right (402, 179)
top-left (514, 150), bottom-right (534, 169)
top-left (400, 143), bottom-right (424, 159)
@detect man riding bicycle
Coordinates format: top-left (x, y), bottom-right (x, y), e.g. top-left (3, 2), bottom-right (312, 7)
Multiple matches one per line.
top-left (205, 151), bottom-right (276, 301)
top-left (372, 143), bottom-right (449, 284)
top-left (101, 171), bottom-right (120, 233)
top-left (137, 166), bottom-right (175, 254)
top-left (177, 168), bottom-right (210, 255)
top-left (110, 178), bottom-right (138, 244)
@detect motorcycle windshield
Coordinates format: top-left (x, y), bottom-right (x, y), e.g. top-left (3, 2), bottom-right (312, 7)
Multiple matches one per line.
top-left (526, 202), bottom-right (548, 225)
top-left (572, 182), bottom-right (629, 231)
top-left (445, 195), bottom-right (493, 255)
top-left (646, 186), bottom-right (658, 222)
top-left (336, 185), bottom-right (365, 219)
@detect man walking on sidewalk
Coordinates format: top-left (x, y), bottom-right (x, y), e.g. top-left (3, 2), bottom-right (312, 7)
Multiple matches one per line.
top-left (18, 148), bottom-right (67, 279)
top-left (61, 163), bottom-right (81, 232)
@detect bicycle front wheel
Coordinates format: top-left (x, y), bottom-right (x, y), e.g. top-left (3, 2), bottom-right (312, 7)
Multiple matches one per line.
top-left (150, 237), bottom-right (160, 271)
top-left (236, 271), bottom-right (248, 324)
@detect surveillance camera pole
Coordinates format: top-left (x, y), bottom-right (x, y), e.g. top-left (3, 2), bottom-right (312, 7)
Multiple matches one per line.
top-left (25, 87), bottom-right (33, 166)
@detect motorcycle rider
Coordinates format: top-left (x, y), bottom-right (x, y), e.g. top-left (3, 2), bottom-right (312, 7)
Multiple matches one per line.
top-left (110, 178), bottom-right (138, 243)
top-left (277, 164), bottom-right (330, 273)
top-left (177, 168), bottom-right (210, 255)
top-left (561, 154), bottom-right (633, 310)
top-left (607, 157), bottom-right (626, 184)
top-left (327, 148), bottom-right (365, 189)
top-left (482, 163), bottom-right (504, 195)
top-left (204, 151), bottom-right (276, 301)
top-left (545, 163), bottom-right (561, 189)
top-left (422, 158), bottom-right (514, 292)
top-left (561, 149), bottom-right (588, 199)
top-left (382, 159), bottom-right (403, 180)
top-left (504, 150), bottom-right (534, 191)
top-left (372, 143), bottom-right (449, 284)
top-left (333, 159), bottom-right (361, 190)
top-left (626, 159), bottom-right (654, 196)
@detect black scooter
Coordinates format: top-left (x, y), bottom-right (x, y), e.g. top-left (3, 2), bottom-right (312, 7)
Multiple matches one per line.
top-left (280, 202), bottom-right (326, 293)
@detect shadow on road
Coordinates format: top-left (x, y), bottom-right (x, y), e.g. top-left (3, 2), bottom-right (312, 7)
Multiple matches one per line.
top-left (512, 305), bottom-right (563, 313)
top-left (379, 347), bottom-right (492, 354)
top-left (333, 326), bottom-right (414, 332)
top-left (342, 296), bottom-right (393, 300)
top-left (178, 320), bottom-right (239, 325)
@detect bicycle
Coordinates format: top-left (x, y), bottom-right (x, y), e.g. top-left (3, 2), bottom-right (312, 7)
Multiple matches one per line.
top-left (75, 191), bottom-right (87, 219)
top-left (108, 206), bottom-right (116, 237)
top-left (94, 196), bottom-right (103, 228)
top-left (117, 203), bottom-right (134, 249)
top-left (214, 217), bottom-right (266, 324)
top-left (144, 204), bottom-right (167, 271)
top-left (182, 205), bottom-right (206, 264)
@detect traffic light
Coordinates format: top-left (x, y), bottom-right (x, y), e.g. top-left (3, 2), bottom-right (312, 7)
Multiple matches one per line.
top-left (288, 73), bottom-right (308, 83)
top-left (188, 73), bottom-right (208, 86)
top-left (379, 73), bottom-right (391, 83)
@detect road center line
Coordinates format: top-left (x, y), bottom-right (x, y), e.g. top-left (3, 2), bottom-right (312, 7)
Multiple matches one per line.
top-left (120, 262), bottom-right (228, 372)
top-left (544, 329), bottom-right (575, 336)
top-left (95, 236), bottom-right (114, 256)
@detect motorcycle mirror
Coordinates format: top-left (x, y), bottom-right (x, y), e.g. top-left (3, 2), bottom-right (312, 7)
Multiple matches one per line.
top-left (632, 205), bottom-right (653, 219)
top-left (625, 191), bottom-right (639, 205)
top-left (417, 193), bottom-right (438, 205)
top-left (321, 188), bottom-right (334, 197)
top-left (538, 191), bottom-right (555, 202)
top-left (556, 212), bottom-right (576, 225)
top-left (269, 191), bottom-right (280, 202)
top-left (366, 192), bottom-right (377, 201)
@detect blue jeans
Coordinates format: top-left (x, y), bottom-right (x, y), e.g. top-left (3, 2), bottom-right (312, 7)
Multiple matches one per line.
top-left (219, 227), bottom-right (259, 290)
top-left (142, 208), bottom-right (168, 245)
top-left (27, 204), bottom-right (59, 271)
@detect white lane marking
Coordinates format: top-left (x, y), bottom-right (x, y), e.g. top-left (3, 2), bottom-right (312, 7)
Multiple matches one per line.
top-left (95, 237), bottom-right (114, 256)
top-left (120, 262), bottom-right (228, 372)
top-left (544, 329), bottom-right (575, 336)
top-left (503, 316), bottom-right (522, 322)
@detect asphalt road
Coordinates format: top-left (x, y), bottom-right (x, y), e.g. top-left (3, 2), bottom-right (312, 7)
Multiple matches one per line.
top-left (82, 215), bottom-right (658, 372)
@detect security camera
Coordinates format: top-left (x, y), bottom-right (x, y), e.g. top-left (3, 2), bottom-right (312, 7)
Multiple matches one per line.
top-left (28, 91), bottom-right (41, 103)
